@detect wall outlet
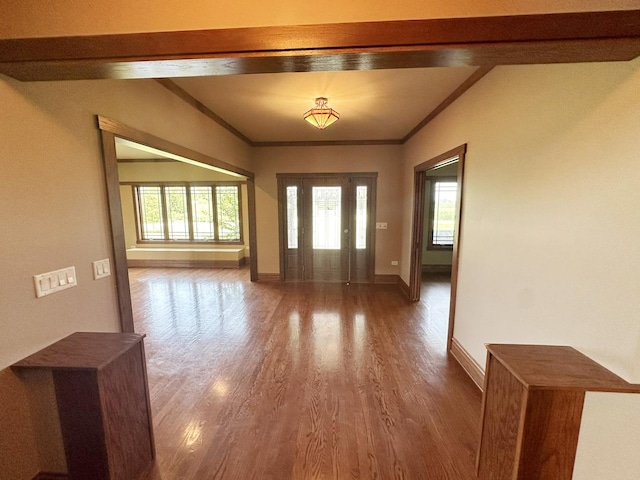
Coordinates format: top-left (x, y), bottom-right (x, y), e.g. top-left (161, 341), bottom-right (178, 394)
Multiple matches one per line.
top-left (34, 266), bottom-right (77, 298)
top-left (391, 260), bottom-right (399, 266)
top-left (376, 222), bottom-right (388, 230)
top-left (93, 258), bottom-right (111, 280)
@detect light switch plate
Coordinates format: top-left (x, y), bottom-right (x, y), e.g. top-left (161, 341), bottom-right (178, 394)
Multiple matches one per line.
top-left (34, 266), bottom-right (77, 298)
top-left (93, 258), bottom-right (111, 280)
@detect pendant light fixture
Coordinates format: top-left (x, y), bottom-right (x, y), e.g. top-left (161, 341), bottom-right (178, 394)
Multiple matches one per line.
top-left (303, 97), bottom-right (340, 130)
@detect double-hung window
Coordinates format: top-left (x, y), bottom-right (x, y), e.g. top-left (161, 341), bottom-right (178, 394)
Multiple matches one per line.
top-left (427, 178), bottom-right (457, 250)
top-left (134, 183), bottom-right (242, 243)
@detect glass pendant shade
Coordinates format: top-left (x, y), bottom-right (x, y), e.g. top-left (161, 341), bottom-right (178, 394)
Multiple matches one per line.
top-left (303, 97), bottom-right (340, 130)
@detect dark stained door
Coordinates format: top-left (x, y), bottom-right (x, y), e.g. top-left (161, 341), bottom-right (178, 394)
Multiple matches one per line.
top-left (278, 173), bottom-right (376, 283)
top-left (302, 177), bottom-right (349, 283)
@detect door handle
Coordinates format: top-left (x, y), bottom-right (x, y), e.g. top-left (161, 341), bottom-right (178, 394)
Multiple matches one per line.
top-left (344, 229), bottom-right (349, 234)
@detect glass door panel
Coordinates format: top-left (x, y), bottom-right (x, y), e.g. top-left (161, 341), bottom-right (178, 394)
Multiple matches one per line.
top-left (355, 185), bottom-right (367, 250)
top-left (350, 179), bottom-right (374, 283)
top-left (312, 186), bottom-right (342, 250)
top-left (303, 178), bottom-right (348, 283)
top-left (286, 186), bottom-right (299, 249)
top-left (281, 180), bottom-right (303, 280)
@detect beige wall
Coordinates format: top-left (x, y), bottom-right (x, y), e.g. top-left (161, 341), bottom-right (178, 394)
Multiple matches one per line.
top-left (0, 77), bottom-right (250, 368)
top-left (253, 146), bottom-right (403, 276)
top-left (402, 59), bottom-right (640, 478)
top-left (1, 0), bottom-right (637, 37)
top-left (0, 75), bottom-right (251, 479)
top-left (118, 161), bottom-right (244, 182)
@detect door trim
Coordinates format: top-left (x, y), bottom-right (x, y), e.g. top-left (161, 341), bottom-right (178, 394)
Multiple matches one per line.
top-left (409, 144), bottom-right (466, 350)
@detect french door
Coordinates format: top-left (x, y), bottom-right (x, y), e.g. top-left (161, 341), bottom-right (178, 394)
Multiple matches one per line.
top-left (278, 173), bottom-right (376, 283)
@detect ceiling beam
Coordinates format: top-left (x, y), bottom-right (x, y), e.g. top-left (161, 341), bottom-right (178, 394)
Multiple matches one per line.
top-left (1, 11), bottom-right (639, 81)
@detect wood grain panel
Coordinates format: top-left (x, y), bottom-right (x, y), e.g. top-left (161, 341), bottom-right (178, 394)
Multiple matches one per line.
top-left (519, 390), bottom-right (584, 479)
top-left (100, 345), bottom-right (154, 480)
top-left (2, 12), bottom-right (640, 61)
top-left (53, 370), bottom-right (110, 479)
top-left (486, 344), bottom-right (639, 392)
top-left (13, 333), bottom-right (145, 370)
top-left (13, 333), bottom-right (154, 480)
top-left (1, 11), bottom-right (640, 81)
top-left (477, 345), bottom-right (640, 480)
top-left (0, 368), bottom-right (42, 480)
top-left (2, 39), bottom-right (639, 82)
top-left (477, 356), bottom-right (524, 479)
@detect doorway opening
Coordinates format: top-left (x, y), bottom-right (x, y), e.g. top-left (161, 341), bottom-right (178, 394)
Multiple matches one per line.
top-left (409, 145), bottom-right (466, 350)
top-left (98, 116), bottom-right (258, 332)
top-left (277, 173), bottom-right (377, 283)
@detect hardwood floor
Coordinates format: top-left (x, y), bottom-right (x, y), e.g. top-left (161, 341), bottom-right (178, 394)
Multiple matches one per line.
top-left (129, 268), bottom-right (481, 480)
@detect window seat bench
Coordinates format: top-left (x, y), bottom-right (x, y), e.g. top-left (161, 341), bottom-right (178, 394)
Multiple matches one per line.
top-left (126, 247), bottom-right (246, 269)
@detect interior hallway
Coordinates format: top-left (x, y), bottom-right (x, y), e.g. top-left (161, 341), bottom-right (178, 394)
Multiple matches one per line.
top-left (129, 267), bottom-right (481, 479)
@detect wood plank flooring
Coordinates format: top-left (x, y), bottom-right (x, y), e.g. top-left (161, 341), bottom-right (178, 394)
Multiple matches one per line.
top-left (129, 268), bottom-right (481, 480)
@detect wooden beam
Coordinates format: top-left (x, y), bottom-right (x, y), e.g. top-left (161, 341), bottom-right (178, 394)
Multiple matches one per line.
top-left (1, 11), bottom-right (639, 81)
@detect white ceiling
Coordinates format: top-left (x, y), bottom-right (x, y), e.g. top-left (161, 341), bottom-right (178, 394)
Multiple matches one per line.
top-left (116, 139), bottom-right (162, 159)
top-left (172, 66), bottom-right (479, 143)
top-left (114, 138), bottom-right (246, 177)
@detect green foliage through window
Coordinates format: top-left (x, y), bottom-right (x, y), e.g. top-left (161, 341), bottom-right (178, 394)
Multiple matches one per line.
top-left (134, 184), bottom-right (242, 243)
top-left (429, 180), bottom-right (457, 249)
